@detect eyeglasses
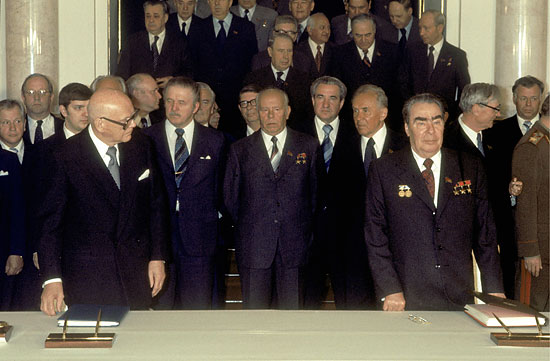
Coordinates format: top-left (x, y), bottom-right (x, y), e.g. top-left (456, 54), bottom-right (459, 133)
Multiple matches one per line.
top-left (100, 109), bottom-right (139, 130)
top-left (23, 89), bottom-right (51, 97)
top-left (0, 119), bottom-right (23, 127)
top-left (477, 103), bottom-right (501, 112)
top-left (274, 29), bottom-right (298, 36)
top-left (238, 99), bottom-right (257, 108)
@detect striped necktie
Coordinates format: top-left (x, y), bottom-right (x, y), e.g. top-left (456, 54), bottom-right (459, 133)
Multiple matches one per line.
top-left (321, 124), bottom-right (333, 172)
top-left (174, 128), bottom-right (189, 188)
top-left (270, 136), bottom-right (280, 172)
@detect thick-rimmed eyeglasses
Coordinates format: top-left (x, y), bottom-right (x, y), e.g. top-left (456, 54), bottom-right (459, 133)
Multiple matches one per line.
top-left (477, 103), bottom-right (501, 112)
top-left (23, 89), bottom-right (51, 97)
top-left (100, 109), bottom-right (139, 130)
top-left (239, 99), bottom-right (257, 108)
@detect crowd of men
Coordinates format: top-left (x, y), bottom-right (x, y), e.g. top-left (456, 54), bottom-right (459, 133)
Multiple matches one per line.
top-left (1, 0), bottom-right (548, 314)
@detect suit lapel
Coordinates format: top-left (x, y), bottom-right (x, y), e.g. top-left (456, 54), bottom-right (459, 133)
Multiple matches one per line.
top-left (276, 129), bottom-right (299, 179)
top-left (117, 140), bottom-right (141, 239)
top-left (181, 122), bottom-right (205, 187)
top-left (397, 148), bottom-right (436, 211)
top-left (249, 131), bottom-right (274, 178)
top-left (436, 149), bottom-right (461, 217)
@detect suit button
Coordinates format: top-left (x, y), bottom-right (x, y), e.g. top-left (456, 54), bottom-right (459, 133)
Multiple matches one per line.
top-left (274, 220), bottom-right (278, 224)
top-left (435, 264), bottom-right (441, 269)
top-left (438, 245), bottom-right (443, 250)
top-left (436, 227), bottom-right (441, 232)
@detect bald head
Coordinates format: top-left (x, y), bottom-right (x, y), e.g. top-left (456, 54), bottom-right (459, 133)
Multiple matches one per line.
top-left (89, 89), bottom-right (136, 145)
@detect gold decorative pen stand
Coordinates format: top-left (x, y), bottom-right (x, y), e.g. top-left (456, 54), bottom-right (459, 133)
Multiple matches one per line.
top-left (0, 321), bottom-right (13, 342)
top-left (490, 313), bottom-right (550, 347)
top-left (45, 309), bottom-right (115, 348)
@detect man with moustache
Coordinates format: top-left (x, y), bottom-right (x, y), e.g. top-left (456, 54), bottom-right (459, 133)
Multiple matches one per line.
top-left (365, 93), bottom-right (504, 311)
top-left (38, 89), bottom-right (169, 315)
top-left (224, 88), bottom-right (321, 309)
top-left (127, 74), bottom-right (163, 128)
top-left (145, 77), bottom-right (226, 309)
top-left (231, 0), bottom-right (278, 52)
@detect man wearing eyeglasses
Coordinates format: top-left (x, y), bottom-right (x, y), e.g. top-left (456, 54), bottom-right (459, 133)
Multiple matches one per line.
top-left (236, 84), bottom-right (262, 138)
top-left (20, 73), bottom-right (63, 145)
top-left (38, 89), bottom-right (169, 315)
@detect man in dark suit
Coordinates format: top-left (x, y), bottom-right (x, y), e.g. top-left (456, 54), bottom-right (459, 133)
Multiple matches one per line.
top-left (293, 13), bottom-right (334, 85)
top-left (484, 76), bottom-right (544, 299)
top-left (191, 0), bottom-right (258, 135)
top-left (231, 0), bottom-right (278, 51)
top-left (116, 0), bottom-right (193, 86)
top-left (388, 0), bottom-right (421, 54)
top-left (38, 89), bottom-right (169, 315)
top-left (289, 0), bottom-right (314, 43)
top-left (127, 73), bottom-right (163, 128)
top-left (144, 77), bottom-right (226, 309)
top-left (91, 75), bottom-right (128, 93)
top-left (330, 14), bottom-right (401, 130)
top-left (244, 32), bottom-right (310, 129)
top-left (166, 0), bottom-right (203, 43)
top-left (251, 15), bottom-right (298, 71)
top-left (20, 74), bottom-right (63, 145)
top-left (365, 93), bottom-right (504, 311)
top-left (0, 116), bottom-right (25, 311)
top-left (235, 83), bottom-right (262, 138)
top-left (330, 0), bottom-right (394, 46)
top-left (224, 88), bottom-right (321, 309)
top-left (400, 10), bottom-right (470, 121)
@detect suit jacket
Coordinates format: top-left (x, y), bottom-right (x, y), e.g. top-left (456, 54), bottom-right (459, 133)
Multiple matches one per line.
top-left (231, 5), bottom-right (277, 51)
top-left (0, 150), bottom-right (25, 261)
top-left (165, 14), bottom-right (203, 44)
top-left (388, 16), bottom-right (422, 45)
top-left (38, 128), bottom-right (169, 308)
top-left (116, 29), bottom-right (193, 80)
top-left (223, 128), bottom-right (321, 269)
top-left (365, 147), bottom-right (503, 310)
top-left (330, 14), bottom-right (395, 46)
top-left (443, 119), bottom-right (489, 160)
top-left (23, 114), bottom-right (63, 145)
top-left (144, 121), bottom-right (226, 259)
top-left (401, 40), bottom-right (471, 118)
top-left (251, 49), bottom-right (271, 71)
top-left (244, 66), bottom-right (311, 129)
top-left (293, 40), bottom-right (334, 84)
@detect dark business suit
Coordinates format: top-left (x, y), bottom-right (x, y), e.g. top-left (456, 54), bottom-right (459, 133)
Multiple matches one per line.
top-left (293, 40), bottom-right (334, 84)
top-left (365, 147), bottom-right (503, 310)
top-left (224, 128), bottom-right (321, 308)
top-left (144, 121), bottom-right (226, 309)
top-left (191, 15), bottom-right (258, 134)
top-left (0, 150), bottom-right (25, 311)
top-left (38, 128), bottom-right (169, 308)
top-left (116, 30), bottom-right (193, 80)
top-left (330, 14), bottom-right (395, 46)
top-left (166, 13), bottom-right (203, 44)
top-left (251, 49), bottom-right (271, 71)
top-left (23, 114), bottom-right (63, 145)
top-left (401, 41), bottom-right (471, 120)
top-left (231, 5), bottom-right (277, 51)
top-left (388, 16), bottom-right (421, 45)
top-left (244, 66), bottom-right (311, 130)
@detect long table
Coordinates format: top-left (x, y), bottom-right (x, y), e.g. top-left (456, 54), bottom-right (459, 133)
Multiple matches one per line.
top-left (1, 310), bottom-right (548, 360)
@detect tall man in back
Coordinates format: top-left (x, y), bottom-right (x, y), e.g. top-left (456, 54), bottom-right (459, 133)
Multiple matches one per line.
top-left (145, 77), bottom-right (226, 309)
top-left (39, 89), bottom-right (169, 315)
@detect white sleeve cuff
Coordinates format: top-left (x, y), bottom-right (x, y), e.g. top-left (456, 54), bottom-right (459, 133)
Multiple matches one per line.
top-left (42, 278), bottom-right (62, 288)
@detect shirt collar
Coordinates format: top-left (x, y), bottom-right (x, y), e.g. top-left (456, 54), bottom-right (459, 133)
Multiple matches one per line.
top-left (356, 39), bottom-right (376, 58)
top-left (458, 113), bottom-right (481, 146)
top-left (27, 113), bottom-right (53, 124)
top-left (0, 139), bottom-right (24, 153)
top-left (308, 37), bottom-right (325, 54)
top-left (314, 115), bottom-right (340, 137)
top-left (429, 37), bottom-right (444, 55)
top-left (271, 64), bottom-right (289, 80)
top-left (178, 14), bottom-right (192, 30)
top-left (148, 29), bottom-right (166, 45)
top-left (261, 127), bottom-right (288, 152)
top-left (239, 5), bottom-right (256, 18)
top-left (213, 12), bottom-right (233, 26)
top-left (63, 123), bottom-right (77, 139)
top-left (88, 125), bottom-right (118, 161)
top-left (411, 147), bottom-right (442, 172)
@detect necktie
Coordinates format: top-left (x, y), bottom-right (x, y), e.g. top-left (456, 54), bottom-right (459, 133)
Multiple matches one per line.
top-left (181, 22), bottom-right (187, 39)
top-left (523, 120), bottom-right (532, 134)
top-left (422, 158), bottom-right (435, 199)
top-left (152, 35), bottom-right (160, 72)
top-left (315, 45), bottom-right (322, 72)
top-left (297, 24), bottom-right (303, 42)
top-left (174, 128), bottom-right (189, 188)
top-left (35, 120), bottom-right (44, 143)
top-left (321, 124), bottom-right (333, 172)
top-left (270, 136), bottom-right (280, 172)
top-left (427, 45), bottom-right (435, 80)
top-left (363, 138), bottom-right (376, 177)
top-left (398, 28), bottom-right (407, 52)
top-left (106, 146), bottom-right (120, 189)
top-left (363, 50), bottom-right (371, 67)
top-left (276, 71), bottom-right (284, 89)
top-left (476, 132), bottom-right (485, 157)
top-left (244, 9), bottom-right (250, 21)
top-left (9, 147), bottom-right (17, 153)
top-left (217, 20), bottom-right (227, 51)
top-left (141, 118), bottom-right (148, 128)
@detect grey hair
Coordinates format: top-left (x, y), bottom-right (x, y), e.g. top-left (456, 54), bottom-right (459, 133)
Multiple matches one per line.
top-left (21, 73), bottom-right (54, 95)
top-left (310, 76), bottom-right (347, 100)
top-left (197, 82), bottom-right (216, 103)
top-left (90, 75), bottom-right (128, 94)
top-left (307, 12), bottom-right (328, 29)
top-left (352, 84), bottom-right (388, 109)
top-left (459, 83), bottom-right (500, 113)
top-left (126, 73), bottom-right (155, 96)
top-left (274, 15), bottom-right (298, 30)
top-left (257, 87), bottom-right (290, 108)
top-left (403, 93), bottom-right (445, 124)
top-left (512, 76), bottom-right (544, 97)
top-left (268, 32), bottom-right (294, 48)
top-left (351, 13), bottom-right (376, 31)
top-left (422, 10), bottom-right (446, 27)
top-left (0, 99), bottom-right (26, 119)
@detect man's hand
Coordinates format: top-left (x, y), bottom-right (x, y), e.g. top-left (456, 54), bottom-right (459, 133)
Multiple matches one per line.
top-left (509, 177), bottom-right (523, 196)
top-left (488, 293), bottom-right (506, 298)
top-left (5, 255), bottom-right (23, 275)
top-left (524, 255), bottom-right (543, 277)
top-left (40, 282), bottom-right (65, 316)
top-left (383, 292), bottom-right (406, 311)
top-left (155, 76), bottom-right (173, 89)
top-left (33, 252), bottom-right (40, 269)
top-left (148, 260), bottom-right (166, 297)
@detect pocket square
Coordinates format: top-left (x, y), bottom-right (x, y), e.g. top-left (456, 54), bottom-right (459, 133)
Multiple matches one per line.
top-left (200, 155), bottom-right (212, 160)
top-left (138, 169), bottom-right (150, 181)
top-left (0, 170), bottom-right (8, 176)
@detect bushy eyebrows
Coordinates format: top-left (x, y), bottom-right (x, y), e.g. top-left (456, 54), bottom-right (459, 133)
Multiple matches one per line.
top-left (413, 114), bottom-right (443, 122)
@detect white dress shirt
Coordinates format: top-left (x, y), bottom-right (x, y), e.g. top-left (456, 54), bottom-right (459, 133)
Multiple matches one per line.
top-left (458, 114), bottom-right (481, 148)
top-left (165, 119), bottom-right (195, 168)
top-left (517, 114), bottom-right (539, 135)
top-left (0, 139), bottom-right (24, 164)
top-left (356, 40), bottom-right (376, 63)
top-left (314, 116), bottom-right (339, 146)
top-left (411, 148), bottom-right (442, 208)
top-left (427, 38), bottom-right (444, 68)
top-left (148, 29), bottom-right (166, 54)
top-left (308, 37), bottom-right (325, 56)
top-left (261, 127), bottom-right (288, 156)
top-left (89, 126), bottom-right (119, 167)
top-left (213, 12), bottom-right (233, 36)
top-left (63, 123), bottom-right (77, 139)
top-left (178, 14), bottom-right (193, 35)
top-left (271, 64), bottom-right (289, 81)
top-left (360, 124), bottom-right (387, 160)
top-left (27, 114), bottom-right (55, 144)
top-left (239, 5), bottom-right (256, 20)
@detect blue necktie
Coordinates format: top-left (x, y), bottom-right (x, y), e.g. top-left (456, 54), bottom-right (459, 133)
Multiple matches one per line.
top-left (217, 20), bottom-right (226, 52)
top-left (321, 124), bottom-right (333, 172)
top-left (363, 138), bottom-right (376, 177)
top-left (523, 120), bottom-right (532, 134)
top-left (174, 128), bottom-right (189, 188)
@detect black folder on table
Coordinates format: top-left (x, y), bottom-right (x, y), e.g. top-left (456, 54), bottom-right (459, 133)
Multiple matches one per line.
top-left (57, 304), bottom-right (129, 327)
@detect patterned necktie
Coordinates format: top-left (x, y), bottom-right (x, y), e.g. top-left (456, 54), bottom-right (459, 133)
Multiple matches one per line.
top-left (315, 45), bottom-right (322, 72)
top-left (244, 9), bottom-right (250, 21)
top-left (297, 24), bottom-right (303, 42)
top-left (363, 137), bottom-right (376, 177)
top-left (276, 71), bottom-right (284, 89)
top-left (174, 128), bottom-right (189, 188)
top-left (217, 20), bottom-right (227, 51)
top-left (399, 28), bottom-right (407, 52)
top-left (141, 118), bottom-right (148, 128)
top-left (476, 132), bottom-right (485, 157)
top-left (427, 45), bottom-right (435, 80)
top-left (523, 120), bottom-right (532, 134)
top-left (152, 35), bottom-right (160, 72)
top-left (35, 119), bottom-right (44, 143)
top-left (270, 136), bottom-right (280, 172)
top-left (321, 124), bottom-right (333, 172)
top-left (422, 158), bottom-right (435, 199)
top-left (363, 49), bottom-right (371, 67)
top-left (106, 146), bottom-right (120, 189)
